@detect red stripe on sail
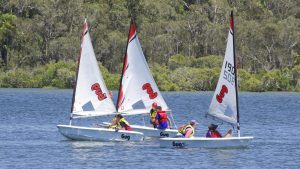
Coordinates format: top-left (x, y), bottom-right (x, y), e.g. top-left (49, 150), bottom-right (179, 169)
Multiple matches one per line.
top-left (117, 53), bottom-right (128, 109)
top-left (230, 11), bottom-right (234, 34)
top-left (116, 20), bottom-right (133, 110)
top-left (82, 19), bottom-right (87, 41)
top-left (117, 86), bottom-right (123, 108)
top-left (122, 53), bottom-right (128, 74)
top-left (78, 19), bottom-right (88, 63)
top-left (128, 21), bottom-right (136, 42)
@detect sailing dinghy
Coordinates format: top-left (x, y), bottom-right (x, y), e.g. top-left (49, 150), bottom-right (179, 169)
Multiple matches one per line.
top-left (160, 12), bottom-right (253, 148)
top-left (57, 19), bottom-right (144, 142)
top-left (104, 20), bottom-right (178, 138)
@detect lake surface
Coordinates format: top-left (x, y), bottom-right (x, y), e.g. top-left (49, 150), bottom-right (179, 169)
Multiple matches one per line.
top-left (0, 89), bottom-right (300, 169)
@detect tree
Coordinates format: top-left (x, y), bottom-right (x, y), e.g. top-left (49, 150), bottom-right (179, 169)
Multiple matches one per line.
top-left (0, 13), bottom-right (16, 66)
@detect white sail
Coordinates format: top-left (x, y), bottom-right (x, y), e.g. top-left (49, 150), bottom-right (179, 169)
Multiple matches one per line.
top-left (72, 19), bottom-right (116, 117)
top-left (207, 23), bottom-right (237, 125)
top-left (117, 21), bottom-right (168, 114)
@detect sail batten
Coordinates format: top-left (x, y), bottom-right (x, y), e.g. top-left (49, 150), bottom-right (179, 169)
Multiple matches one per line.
top-left (117, 20), bottom-right (168, 114)
top-left (72, 19), bottom-right (116, 117)
top-left (206, 113), bottom-right (237, 125)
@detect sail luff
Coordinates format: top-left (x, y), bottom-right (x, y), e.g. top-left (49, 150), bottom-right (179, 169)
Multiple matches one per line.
top-left (207, 11), bottom-right (238, 125)
top-left (72, 19), bottom-right (116, 117)
top-left (116, 19), bottom-right (134, 110)
top-left (69, 18), bottom-right (88, 125)
top-left (231, 11), bottom-right (241, 135)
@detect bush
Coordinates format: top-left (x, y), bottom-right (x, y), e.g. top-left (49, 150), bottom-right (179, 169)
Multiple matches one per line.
top-left (151, 63), bottom-right (180, 91)
top-left (169, 67), bottom-right (219, 91)
top-left (32, 61), bottom-right (76, 88)
top-left (0, 69), bottom-right (32, 88)
top-left (292, 65), bottom-right (300, 89)
top-left (238, 69), bottom-right (263, 91)
top-left (191, 55), bottom-right (223, 68)
top-left (261, 69), bottom-right (292, 91)
top-left (100, 64), bottom-right (120, 90)
top-left (168, 54), bottom-right (192, 70)
top-left (51, 68), bottom-right (75, 88)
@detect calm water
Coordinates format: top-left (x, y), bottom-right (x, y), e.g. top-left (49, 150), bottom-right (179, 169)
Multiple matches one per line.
top-left (0, 89), bottom-right (300, 169)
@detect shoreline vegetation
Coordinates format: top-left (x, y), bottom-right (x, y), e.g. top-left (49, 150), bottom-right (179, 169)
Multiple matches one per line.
top-left (0, 55), bottom-right (299, 92)
top-left (0, 1), bottom-right (299, 92)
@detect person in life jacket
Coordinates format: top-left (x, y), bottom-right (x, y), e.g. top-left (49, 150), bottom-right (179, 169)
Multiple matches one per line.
top-left (113, 114), bottom-right (132, 131)
top-left (155, 106), bottom-right (169, 129)
top-left (177, 120), bottom-right (198, 138)
top-left (150, 102), bottom-right (158, 128)
top-left (206, 124), bottom-right (232, 138)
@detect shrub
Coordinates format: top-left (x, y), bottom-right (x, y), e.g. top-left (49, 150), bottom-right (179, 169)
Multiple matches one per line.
top-left (238, 69), bottom-right (263, 91)
top-left (168, 54), bottom-right (192, 70)
top-left (191, 55), bottom-right (223, 68)
top-left (0, 69), bottom-right (32, 88)
top-left (261, 69), bottom-right (291, 91)
top-left (151, 63), bottom-right (180, 91)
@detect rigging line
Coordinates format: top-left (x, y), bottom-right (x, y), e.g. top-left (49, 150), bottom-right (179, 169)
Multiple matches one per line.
top-left (142, 115), bottom-right (146, 126)
top-left (169, 111), bottom-right (177, 129)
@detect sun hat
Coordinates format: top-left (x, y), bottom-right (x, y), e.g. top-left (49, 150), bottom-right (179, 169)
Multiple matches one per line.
top-left (190, 120), bottom-right (199, 125)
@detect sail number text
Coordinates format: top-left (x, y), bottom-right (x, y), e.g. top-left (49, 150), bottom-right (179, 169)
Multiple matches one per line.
top-left (91, 83), bottom-right (107, 101)
top-left (223, 61), bottom-right (235, 85)
top-left (142, 83), bottom-right (158, 99)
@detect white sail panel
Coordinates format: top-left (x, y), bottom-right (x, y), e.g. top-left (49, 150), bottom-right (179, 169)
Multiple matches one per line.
top-left (117, 22), bottom-right (168, 114)
top-left (207, 30), bottom-right (237, 125)
top-left (73, 20), bottom-right (116, 116)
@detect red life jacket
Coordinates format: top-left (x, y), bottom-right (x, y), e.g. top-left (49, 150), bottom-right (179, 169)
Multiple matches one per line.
top-left (157, 111), bottom-right (168, 123)
top-left (211, 131), bottom-right (222, 138)
top-left (125, 126), bottom-right (132, 131)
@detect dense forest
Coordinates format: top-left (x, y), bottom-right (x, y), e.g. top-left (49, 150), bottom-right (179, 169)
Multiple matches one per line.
top-left (0, 0), bottom-right (299, 91)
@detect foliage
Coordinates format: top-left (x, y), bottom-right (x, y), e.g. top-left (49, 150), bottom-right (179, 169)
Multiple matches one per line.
top-left (261, 69), bottom-right (292, 91)
top-left (99, 64), bottom-right (120, 90)
top-left (0, 69), bottom-right (32, 88)
top-left (169, 67), bottom-right (219, 91)
top-left (151, 63), bottom-right (180, 91)
top-left (168, 54), bottom-right (192, 70)
top-left (191, 55), bottom-right (223, 69)
top-left (238, 69), bottom-right (263, 92)
top-left (0, 0), bottom-right (299, 91)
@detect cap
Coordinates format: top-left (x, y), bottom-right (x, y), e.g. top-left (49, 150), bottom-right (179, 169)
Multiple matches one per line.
top-left (208, 124), bottom-right (218, 130)
top-left (190, 120), bottom-right (199, 125)
top-left (152, 102), bottom-right (158, 107)
top-left (115, 114), bottom-right (123, 118)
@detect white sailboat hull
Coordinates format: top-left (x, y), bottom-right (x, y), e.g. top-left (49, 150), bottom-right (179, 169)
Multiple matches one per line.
top-left (102, 122), bottom-right (178, 138)
top-left (57, 125), bottom-right (144, 142)
top-left (159, 136), bottom-right (254, 148)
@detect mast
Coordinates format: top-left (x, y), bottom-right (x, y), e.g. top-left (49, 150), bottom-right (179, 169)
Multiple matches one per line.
top-left (231, 11), bottom-right (240, 137)
top-left (116, 18), bottom-right (135, 111)
top-left (69, 19), bottom-right (87, 125)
